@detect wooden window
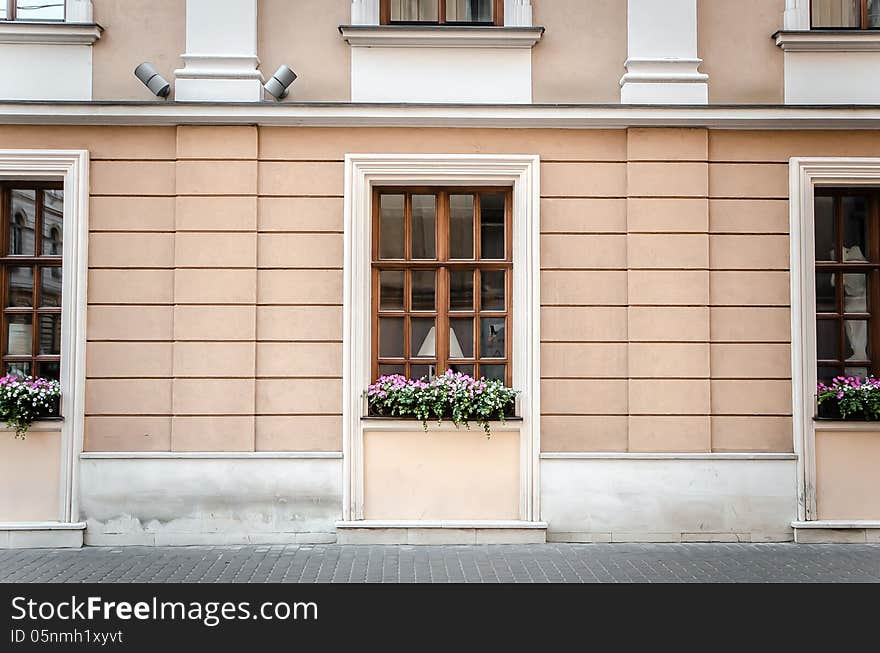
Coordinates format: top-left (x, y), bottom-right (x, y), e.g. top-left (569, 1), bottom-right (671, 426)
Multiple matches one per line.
top-left (372, 187), bottom-right (512, 385)
top-left (814, 189), bottom-right (880, 382)
top-left (1, 0), bottom-right (65, 21)
top-left (0, 182), bottom-right (63, 396)
top-left (811, 0), bottom-right (880, 29)
top-left (380, 0), bottom-right (504, 26)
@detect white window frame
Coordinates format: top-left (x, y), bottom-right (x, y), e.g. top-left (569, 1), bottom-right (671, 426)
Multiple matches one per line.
top-left (0, 149), bottom-right (89, 525)
top-left (350, 0), bottom-right (533, 27)
top-left (342, 153), bottom-right (541, 522)
top-left (789, 157), bottom-right (880, 521)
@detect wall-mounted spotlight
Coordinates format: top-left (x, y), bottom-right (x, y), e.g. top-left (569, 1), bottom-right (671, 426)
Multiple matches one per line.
top-left (134, 62), bottom-right (171, 99)
top-left (264, 65), bottom-right (297, 101)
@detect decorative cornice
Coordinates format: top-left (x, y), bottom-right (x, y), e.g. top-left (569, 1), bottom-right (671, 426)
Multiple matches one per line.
top-left (775, 30), bottom-right (880, 52)
top-left (0, 21), bottom-right (102, 45)
top-left (339, 25), bottom-right (544, 48)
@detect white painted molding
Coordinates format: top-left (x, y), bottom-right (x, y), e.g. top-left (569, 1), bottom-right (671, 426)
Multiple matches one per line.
top-left (80, 451), bottom-right (343, 459)
top-left (0, 22), bottom-right (101, 44)
top-left (66, 0), bottom-right (93, 23)
top-left (0, 521), bottom-right (85, 530)
top-left (339, 25), bottom-right (543, 48)
top-left (789, 157), bottom-right (880, 522)
top-left (784, 0), bottom-right (811, 30)
top-left (792, 520), bottom-right (880, 528)
top-left (540, 452), bottom-right (799, 460)
top-left (0, 150), bottom-right (89, 526)
top-left (342, 154), bottom-right (541, 522)
top-left (776, 30), bottom-right (880, 52)
top-left (336, 520), bottom-right (547, 529)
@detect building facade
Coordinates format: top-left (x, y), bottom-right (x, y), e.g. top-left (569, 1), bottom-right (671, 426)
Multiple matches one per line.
top-left (1, 0), bottom-right (879, 548)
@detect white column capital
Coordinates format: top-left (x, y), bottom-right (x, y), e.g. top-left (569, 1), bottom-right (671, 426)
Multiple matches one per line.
top-left (620, 0), bottom-right (708, 104)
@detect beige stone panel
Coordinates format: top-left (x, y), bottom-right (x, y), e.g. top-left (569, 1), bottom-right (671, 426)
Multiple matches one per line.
top-left (540, 415), bottom-right (628, 452)
top-left (172, 379), bottom-right (255, 415)
top-left (541, 306), bottom-right (627, 342)
top-left (627, 234), bottom-right (709, 269)
top-left (257, 306), bottom-right (342, 341)
top-left (710, 235), bottom-right (790, 270)
top-left (628, 416), bottom-right (711, 452)
top-left (627, 128), bottom-right (708, 161)
top-left (86, 342), bottom-right (173, 378)
top-left (84, 416), bottom-right (171, 451)
top-left (173, 306), bottom-right (256, 341)
top-left (88, 233), bottom-right (173, 268)
top-left (174, 233), bottom-right (256, 268)
top-left (710, 380), bottom-right (792, 415)
top-left (541, 234), bottom-right (626, 269)
top-left (174, 269), bottom-right (256, 304)
top-left (175, 196), bottom-right (257, 231)
top-left (541, 198), bottom-right (626, 233)
top-left (257, 127), bottom-right (627, 162)
top-left (0, 431), bottom-right (61, 521)
top-left (710, 344), bottom-right (792, 379)
top-left (627, 198), bottom-right (709, 233)
top-left (815, 429), bottom-right (880, 519)
top-left (90, 196), bottom-right (175, 232)
top-left (708, 130), bottom-right (880, 163)
top-left (258, 233), bottom-right (343, 269)
top-left (256, 342), bottom-right (342, 378)
top-left (628, 270), bottom-right (709, 305)
top-left (541, 163), bottom-right (627, 198)
top-left (541, 270), bottom-right (627, 306)
top-left (176, 126), bottom-right (257, 160)
top-left (87, 306), bottom-right (172, 341)
top-left (173, 342), bottom-right (255, 378)
top-left (628, 343), bottom-right (710, 379)
top-left (256, 379), bottom-right (342, 414)
top-left (258, 270), bottom-right (343, 305)
top-left (628, 307), bottom-right (709, 342)
top-left (709, 199), bottom-right (789, 234)
top-left (91, 161), bottom-right (175, 196)
top-left (709, 164), bottom-right (789, 199)
top-left (258, 162), bottom-right (344, 196)
top-left (711, 416), bottom-right (793, 452)
top-left (698, 0), bottom-right (784, 104)
top-left (171, 416), bottom-right (255, 452)
top-left (627, 163), bottom-right (708, 198)
top-left (0, 125), bottom-right (175, 160)
top-left (541, 379), bottom-right (628, 415)
top-left (710, 307), bottom-right (791, 342)
top-left (256, 415), bottom-right (342, 451)
top-left (176, 161), bottom-right (258, 197)
top-left (541, 343), bottom-right (627, 378)
top-left (88, 269), bottom-right (173, 304)
top-left (258, 197), bottom-right (343, 232)
top-left (628, 380), bottom-right (710, 415)
top-left (85, 379), bottom-right (172, 415)
top-left (710, 271), bottom-right (790, 307)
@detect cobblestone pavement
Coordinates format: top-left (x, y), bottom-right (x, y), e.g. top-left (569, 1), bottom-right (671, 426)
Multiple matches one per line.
top-left (0, 543), bottom-right (878, 583)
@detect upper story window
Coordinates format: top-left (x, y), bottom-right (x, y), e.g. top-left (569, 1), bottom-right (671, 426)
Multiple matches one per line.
top-left (380, 0), bottom-right (503, 26)
top-left (0, 0), bottom-right (65, 21)
top-left (812, 0), bottom-right (880, 29)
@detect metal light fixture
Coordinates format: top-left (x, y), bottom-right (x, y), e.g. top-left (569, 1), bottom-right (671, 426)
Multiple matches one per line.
top-left (264, 65), bottom-right (297, 101)
top-left (134, 63), bottom-right (171, 98)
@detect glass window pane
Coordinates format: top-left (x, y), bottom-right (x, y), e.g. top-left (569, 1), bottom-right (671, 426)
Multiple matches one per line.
top-left (42, 189), bottom-right (63, 256)
top-left (379, 271), bottom-right (404, 311)
top-left (845, 319), bottom-right (869, 361)
top-left (450, 270), bottom-right (474, 311)
top-left (480, 317), bottom-right (506, 359)
top-left (7, 267), bottom-right (33, 307)
top-left (411, 318), bottom-right (435, 358)
top-left (379, 317), bottom-right (404, 358)
top-left (812, 0), bottom-right (861, 27)
top-left (39, 266), bottom-right (62, 307)
top-left (481, 364), bottom-right (506, 382)
top-left (379, 194), bottom-right (405, 259)
top-left (816, 319), bottom-right (839, 360)
top-left (818, 365), bottom-right (842, 384)
top-left (450, 318), bottom-right (474, 359)
top-left (378, 364), bottom-right (404, 377)
top-left (391, 0), bottom-right (438, 21)
top-left (37, 360), bottom-right (59, 382)
top-left (6, 314), bottom-right (32, 355)
top-left (38, 313), bottom-right (61, 355)
top-left (9, 189), bottom-right (35, 255)
top-left (6, 362), bottom-right (30, 377)
top-left (845, 365), bottom-right (870, 378)
top-left (447, 0), bottom-right (493, 22)
top-left (816, 272), bottom-right (837, 313)
top-left (410, 364), bottom-right (433, 380)
top-left (448, 364), bottom-right (474, 377)
top-left (814, 196), bottom-right (836, 262)
top-left (843, 273), bottom-right (868, 313)
top-left (15, 0), bottom-right (65, 20)
top-left (480, 270), bottom-right (505, 311)
top-left (411, 195), bottom-right (436, 259)
top-left (411, 270), bottom-right (435, 311)
top-left (449, 194), bottom-right (474, 259)
top-left (842, 196), bottom-right (869, 262)
top-left (480, 193), bottom-right (505, 259)
top-left (870, 0), bottom-right (880, 27)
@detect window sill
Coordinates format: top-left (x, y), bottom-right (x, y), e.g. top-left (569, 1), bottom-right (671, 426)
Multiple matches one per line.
top-left (774, 29), bottom-right (880, 52)
top-left (813, 418), bottom-right (880, 431)
top-left (0, 417), bottom-right (64, 433)
top-left (0, 21), bottom-right (102, 45)
top-left (361, 416), bottom-right (523, 432)
top-left (339, 24), bottom-right (544, 48)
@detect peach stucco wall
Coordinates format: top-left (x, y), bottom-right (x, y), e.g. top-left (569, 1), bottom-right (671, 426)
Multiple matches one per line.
top-left (0, 430), bottom-right (61, 521)
top-left (815, 428), bottom-right (880, 520)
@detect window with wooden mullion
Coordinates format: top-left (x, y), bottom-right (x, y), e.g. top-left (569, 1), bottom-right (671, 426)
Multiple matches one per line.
top-left (1, 0), bottom-right (66, 21)
top-left (811, 0), bottom-right (880, 29)
top-left (380, 0), bottom-right (504, 26)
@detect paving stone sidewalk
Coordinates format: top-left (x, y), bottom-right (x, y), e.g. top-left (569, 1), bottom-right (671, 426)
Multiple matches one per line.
top-left (0, 543), bottom-right (878, 583)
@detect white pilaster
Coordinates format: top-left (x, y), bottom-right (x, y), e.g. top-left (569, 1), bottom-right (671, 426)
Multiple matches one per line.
top-left (620, 0), bottom-right (708, 104)
top-left (504, 0), bottom-right (533, 27)
top-left (174, 0), bottom-right (263, 103)
top-left (784, 0), bottom-right (811, 30)
top-left (351, 0), bottom-right (379, 25)
top-left (65, 0), bottom-right (93, 23)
